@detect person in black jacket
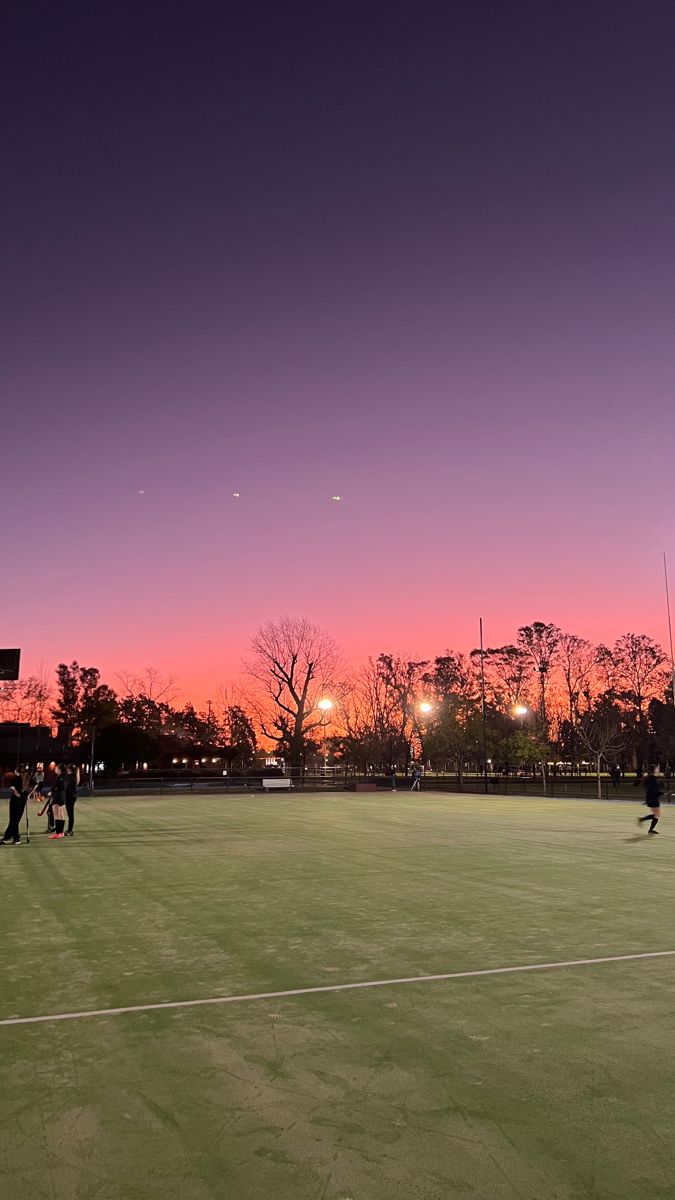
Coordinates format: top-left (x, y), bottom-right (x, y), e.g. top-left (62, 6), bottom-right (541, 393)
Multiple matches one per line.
top-left (2, 769), bottom-right (29, 845)
top-left (49, 765), bottom-right (67, 839)
top-left (64, 764), bottom-right (79, 837)
top-left (638, 767), bottom-right (663, 835)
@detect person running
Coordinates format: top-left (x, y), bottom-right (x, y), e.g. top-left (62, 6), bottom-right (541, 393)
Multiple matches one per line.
top-left (64, 764), bottom-right (79, 837)
top-left (410, 764), bottom-right (422, 791)
top-left (638, 766), bottom-right (663, 835)
top-left (48, 765), bottom-right (67, 840)
top-left (2, 769), bottom-right (30, 845)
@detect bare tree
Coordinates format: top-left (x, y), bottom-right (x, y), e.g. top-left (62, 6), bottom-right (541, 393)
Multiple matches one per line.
top-left (117, 667), bottom-right (177, 704)
top-left (577, 701), bottom-right (625, 799)
top-left (336, 654), bottom-right (428, 773)
top-left (245, 617), bottom-right (341, 771)
top-left (556, 633), bottom-right (596, 763)
top-left (0, 672), bottom-right (52, 726)
top-left (517, 622), bottom-right (562, 732)
top-left (337, 663), bottom-right (402, 773)
top-left (594, 644), bottom-right (621, 697)
top-left (611, 633), bottom-right (668, 768)
top-left (474, 645), bottom-right (531, 710)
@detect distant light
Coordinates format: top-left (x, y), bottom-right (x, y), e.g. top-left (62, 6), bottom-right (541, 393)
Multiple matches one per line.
top-left (211, 757), bottom-right (218, 763)
top-left (419, 701), bottom-right (433, 715)
top-left (514, 705), bottom-right (529, 717)
top-left (172, 757), bottom-right (178, 764)
top-left (136, 489), bottom-right (145, 495)
top-left (232, 492), bottom-right (240, 498)
top-left (142, 762), bottom-right (148, 770)
top-left (331, 495), bottom-right (342, 501)
top-left (318, 698), bottom-right (333, 712)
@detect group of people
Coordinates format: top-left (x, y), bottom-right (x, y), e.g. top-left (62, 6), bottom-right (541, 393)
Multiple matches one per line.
top-left (2, 764), bottom-right (79, 846)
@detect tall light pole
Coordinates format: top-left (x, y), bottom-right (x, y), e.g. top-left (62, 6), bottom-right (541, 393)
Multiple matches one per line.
top-left (317, 698), bottom-right (333, 769)
top-left (537, 662), bottom-right (549, 730)
top-left (664, 554), bottom-right (675, 710)
top-left (89, 722), bottom-right (96, 792)
top-left (417, 701), bottom-right (433, 768)
top-left (479, 618), bottom-right (489, 794)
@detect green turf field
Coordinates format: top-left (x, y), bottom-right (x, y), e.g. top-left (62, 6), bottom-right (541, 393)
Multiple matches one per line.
top-left (2, 791), bottom-right (674, 1200)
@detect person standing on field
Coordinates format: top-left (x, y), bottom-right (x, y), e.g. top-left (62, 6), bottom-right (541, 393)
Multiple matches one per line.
top-left (29, 766), bottom-right (45, 802)
top-left (49, 765), bottom-right (67, 840)
top-left (638, 767), bottom-right (662, 835)
top-left (65, 764), bottom-right (79, 837)
top-left (2, 769), bottom-right (29, 845)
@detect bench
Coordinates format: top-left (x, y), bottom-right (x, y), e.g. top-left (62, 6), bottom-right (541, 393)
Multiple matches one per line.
top-left (262, 778), bottom-right (292, 791)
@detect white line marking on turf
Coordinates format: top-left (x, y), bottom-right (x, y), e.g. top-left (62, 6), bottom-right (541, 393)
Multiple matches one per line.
top-left (2, 950), bottom-right (675, 1028)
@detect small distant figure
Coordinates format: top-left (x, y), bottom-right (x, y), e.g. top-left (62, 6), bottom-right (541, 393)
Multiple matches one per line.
top-left (410, 765), bottom-right (422, 792)
top-left (391, 767), bottom-right (397, 792)
top-left (37, 777), bottom-right (56, 833)
top-left (638, 767), bottom-right (663, 835)
top-left (610, 764), bottom-right (621, 792)
top-left (29, 766), bottom-right (45, 802)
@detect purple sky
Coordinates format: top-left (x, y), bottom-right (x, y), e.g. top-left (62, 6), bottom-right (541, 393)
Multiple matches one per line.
top-left (3, 2), bottom-right (675, 701)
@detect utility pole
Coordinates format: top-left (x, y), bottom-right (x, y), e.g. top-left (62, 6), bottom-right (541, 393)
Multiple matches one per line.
top-left (479, 618), bottom-right (489, 794)
top-left (664, 554), bottom-right (675, 710)
top-left (89, 723), bottom-right (96, 792)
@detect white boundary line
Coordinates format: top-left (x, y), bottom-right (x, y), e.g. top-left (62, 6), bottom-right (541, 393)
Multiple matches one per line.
top-left (2, 949), bottom-right (675, 1029)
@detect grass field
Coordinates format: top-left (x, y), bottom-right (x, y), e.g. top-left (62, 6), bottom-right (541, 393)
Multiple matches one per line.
top-left (2, 791), bottom-right (675, 1200)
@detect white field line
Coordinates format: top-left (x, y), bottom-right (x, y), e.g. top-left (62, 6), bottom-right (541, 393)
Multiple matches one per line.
top-left (2, 949), bottom-right (675, 1029)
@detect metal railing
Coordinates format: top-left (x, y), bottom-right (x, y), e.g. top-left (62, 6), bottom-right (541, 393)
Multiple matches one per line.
top-left (84, 770), bottom-right (673, 804)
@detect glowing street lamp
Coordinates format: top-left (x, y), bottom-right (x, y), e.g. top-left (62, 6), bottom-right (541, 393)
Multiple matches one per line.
top-left (513, 704), bottom-right (529, 728)
top-left (317, 698), bottom-right (333, 768)
top-left (412, 701), bottom-right (434, 772)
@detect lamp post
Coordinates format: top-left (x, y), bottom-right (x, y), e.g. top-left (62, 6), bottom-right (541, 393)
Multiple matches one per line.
top-left (317, 698), bottom-right (333, 770)
top-left (513, 704), bottom-right (529, 729)
top-left (416, 701), bottom-right (433, 769)
top-left (537, 663), bottom-right (549, 731)
top-left (89, 722), bottom-right (96, 792)
top-left (479, 618), bottom-right (489, 794)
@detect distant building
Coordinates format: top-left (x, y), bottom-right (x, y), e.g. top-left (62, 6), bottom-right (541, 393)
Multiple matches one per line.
top-left (0, 722), bottom-right (66, 772)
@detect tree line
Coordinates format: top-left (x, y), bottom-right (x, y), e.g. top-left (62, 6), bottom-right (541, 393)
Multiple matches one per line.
top-left (2, 617), bottom-right (674, 776)
top-left (244, 617), bottom-right (675, 778)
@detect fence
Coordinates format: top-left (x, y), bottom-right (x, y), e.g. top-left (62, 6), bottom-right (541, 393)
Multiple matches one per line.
top-left (85, 770), bottom-right (673, 803)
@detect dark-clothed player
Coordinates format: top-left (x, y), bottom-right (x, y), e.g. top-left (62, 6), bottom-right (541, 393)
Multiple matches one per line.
top-left (638, 767), bottom-right (663, 835)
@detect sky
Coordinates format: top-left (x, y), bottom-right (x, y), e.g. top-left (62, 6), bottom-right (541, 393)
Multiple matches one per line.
top-left (3, 1), bottom-right (675, 703)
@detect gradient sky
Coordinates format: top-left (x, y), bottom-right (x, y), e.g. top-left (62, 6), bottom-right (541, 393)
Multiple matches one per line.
top-left (3, 2), bottom-right (675, 702)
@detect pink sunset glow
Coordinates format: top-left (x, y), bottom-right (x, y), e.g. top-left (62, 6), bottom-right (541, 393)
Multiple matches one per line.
top-left (4, 6), bottom-right (675, 703)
